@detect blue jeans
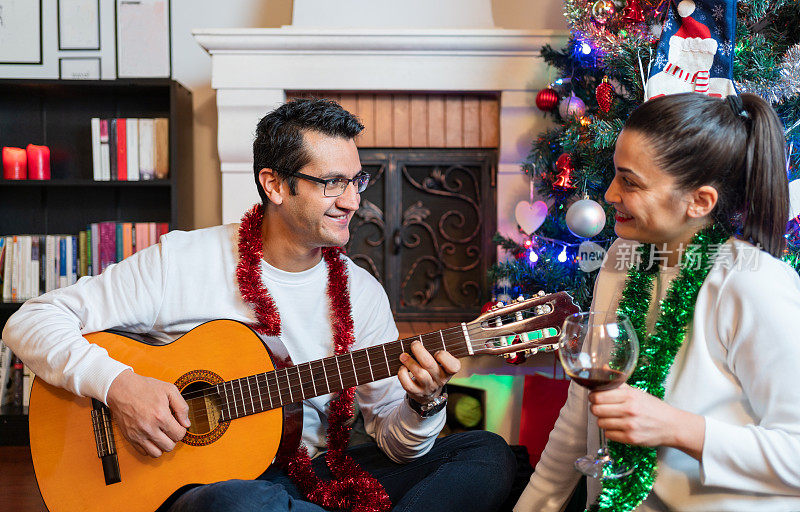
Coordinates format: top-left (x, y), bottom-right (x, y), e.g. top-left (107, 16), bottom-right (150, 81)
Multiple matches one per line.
top-left (167, 430), bottom-right (515, 512)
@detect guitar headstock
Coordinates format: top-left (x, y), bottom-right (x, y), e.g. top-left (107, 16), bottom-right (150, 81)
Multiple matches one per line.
top-left (467, 291), bottom-right (580, 358)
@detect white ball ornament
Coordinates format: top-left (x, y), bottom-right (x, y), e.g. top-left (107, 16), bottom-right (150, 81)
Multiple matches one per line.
top-left (677, 0), bottom-right (696, 17)
top-left (558, 94), bottom-right (587, 119)
top-left (566, 199), bottom-right (607, 238)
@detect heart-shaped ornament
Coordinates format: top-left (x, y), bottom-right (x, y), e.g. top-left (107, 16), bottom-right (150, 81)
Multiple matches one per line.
top-left (515, 200), bottom-right (548, 234)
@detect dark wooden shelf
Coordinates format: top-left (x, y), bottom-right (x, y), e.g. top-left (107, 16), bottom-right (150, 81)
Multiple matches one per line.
top-left (0, 79), bottom-right (193, 445)
top-left (0, 78), bottom-right (173, 88)
top-left (0, 179), bottom-right (172, 187)
top-left (0, 414), bottom-right (28, 446)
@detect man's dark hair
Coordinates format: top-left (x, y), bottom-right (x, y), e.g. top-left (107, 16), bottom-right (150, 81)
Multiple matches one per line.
top-left (253, 98), bottom-right (364, 202)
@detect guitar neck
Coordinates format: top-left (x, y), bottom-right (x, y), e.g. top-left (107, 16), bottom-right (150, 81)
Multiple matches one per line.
top-left (216, 326), bottom-right (471, 422)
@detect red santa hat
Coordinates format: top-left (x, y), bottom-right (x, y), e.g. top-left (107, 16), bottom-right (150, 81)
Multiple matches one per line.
top-left (669, 0), bottom-right (717, 54)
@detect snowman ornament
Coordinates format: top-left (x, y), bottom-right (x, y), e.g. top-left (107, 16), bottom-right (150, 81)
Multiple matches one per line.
top-left (645, 0), bottom-right (736, 100)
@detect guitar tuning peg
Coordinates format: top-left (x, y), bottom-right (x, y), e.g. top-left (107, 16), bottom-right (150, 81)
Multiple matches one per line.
top-left (537, 290), bottom-right (546, 297)
top-left (517, 295), bottom-right (525, 302)
top-left (496, 301), bottom-right (505, 308)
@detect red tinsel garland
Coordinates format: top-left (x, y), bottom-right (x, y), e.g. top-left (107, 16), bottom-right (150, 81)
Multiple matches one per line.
top-left (236, 204), bottom-right (392, 512)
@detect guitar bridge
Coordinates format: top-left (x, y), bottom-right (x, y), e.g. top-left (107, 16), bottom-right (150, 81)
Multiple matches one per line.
top-left (91, 399), bottom-right (122, 485)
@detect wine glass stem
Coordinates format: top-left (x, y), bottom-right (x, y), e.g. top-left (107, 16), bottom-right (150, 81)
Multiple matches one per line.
top-left (597, 427), bottom-right (610, 460)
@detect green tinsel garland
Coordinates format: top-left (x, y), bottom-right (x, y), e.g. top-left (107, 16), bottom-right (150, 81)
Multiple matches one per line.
top-left (588, 224), bottom-right (730, 512)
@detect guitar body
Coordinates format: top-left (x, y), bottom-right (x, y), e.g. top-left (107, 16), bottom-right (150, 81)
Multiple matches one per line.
top-left (28, 320), bottom-right (301, 512)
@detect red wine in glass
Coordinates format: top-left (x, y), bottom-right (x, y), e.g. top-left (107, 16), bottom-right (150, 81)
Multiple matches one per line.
top-left (567, 368), bottom-right (628, 391)
top-left (558, 311), bottom-right (639, 479)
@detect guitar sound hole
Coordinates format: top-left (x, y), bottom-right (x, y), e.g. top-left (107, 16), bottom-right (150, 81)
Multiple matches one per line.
top-left (181, 381), bottom-right (223, 435)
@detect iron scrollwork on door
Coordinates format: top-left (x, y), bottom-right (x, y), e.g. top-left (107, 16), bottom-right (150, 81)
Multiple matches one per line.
top-left (347, 150), bottom-right (496, 321)
top-left (347, 162), bottom-right (386, 284)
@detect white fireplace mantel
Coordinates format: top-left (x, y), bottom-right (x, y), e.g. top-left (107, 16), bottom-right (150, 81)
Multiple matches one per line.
top-left (194, 27), bottom-right (567, 224)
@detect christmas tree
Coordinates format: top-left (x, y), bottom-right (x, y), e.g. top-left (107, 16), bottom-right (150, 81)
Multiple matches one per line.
top-left (490, 0), bottom-right (800, 310)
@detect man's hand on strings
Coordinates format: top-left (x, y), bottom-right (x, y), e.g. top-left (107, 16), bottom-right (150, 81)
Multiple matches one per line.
top-left (106, 369), bottom-right (191, 458)
top-left (398, 341), bottom-right (460, 404)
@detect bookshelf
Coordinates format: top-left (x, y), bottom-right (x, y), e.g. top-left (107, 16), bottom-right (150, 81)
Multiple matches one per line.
top-left (0, 79), bottom-right (193, 445)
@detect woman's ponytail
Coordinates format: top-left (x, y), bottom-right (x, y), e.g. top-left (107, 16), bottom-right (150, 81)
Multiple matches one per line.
top-left (739, 93), bottom-right (789, 257)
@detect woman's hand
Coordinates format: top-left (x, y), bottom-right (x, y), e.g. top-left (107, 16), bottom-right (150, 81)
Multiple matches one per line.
top-left (589, 383), bottom-right (705, 460)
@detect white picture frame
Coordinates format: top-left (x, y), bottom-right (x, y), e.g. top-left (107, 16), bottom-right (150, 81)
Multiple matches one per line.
top-left (58, 0), bottom-right (100, 50)
top-left (116, 0), bottom-right (170, 78)
top-left (59, 57), bottom-right (101, 79)
top-left (0, 0), bottom-right (43, 64)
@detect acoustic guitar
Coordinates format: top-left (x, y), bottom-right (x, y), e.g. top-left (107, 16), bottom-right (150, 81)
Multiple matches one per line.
top-left (28, 291), bottom-right (578, 512)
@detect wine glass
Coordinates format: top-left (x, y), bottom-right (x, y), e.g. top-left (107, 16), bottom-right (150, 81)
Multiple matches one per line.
top-left (558, 311), bottom-right (639, 479)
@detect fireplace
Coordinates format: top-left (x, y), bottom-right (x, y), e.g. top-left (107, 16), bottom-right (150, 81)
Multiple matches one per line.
top-left (194, 17), bottom-right (568, 441)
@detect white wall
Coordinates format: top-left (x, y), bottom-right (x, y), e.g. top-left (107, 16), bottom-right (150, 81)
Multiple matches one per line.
top-left (170, 0), bottom-right (292, 229)
top-left (170, 0), bottom-right (566, 229)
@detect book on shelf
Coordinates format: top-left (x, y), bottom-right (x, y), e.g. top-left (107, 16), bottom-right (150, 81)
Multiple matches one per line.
top-left (0, 239), bottom-right (4, 299)
top-left (91, 224), bottom-right (100, 277)
top-left (0, 223), bottom-right (167, 304)
top-left (91, 118), bottom-right (102, 181)
top-left (90, 117), bottom-right (168, 181)
top-left (45, 235), bottom-right (56, 293)
top-left (109, 119), bottom-right (118, 181)
top-left (122, 223), bottom-right (134, 259)
top-left (0, 341), bottom-right (12, 410)
top-left (155, 118), bottom-right (169, 179)
top-left (126, 118), bottom-right (140, 181)
top-left (117, 118), bottom-right (128, 181)
top-left (139, 119), bottom-right (156, 180)
top-left (22, 364), bottom-right (33, 414)
top-left (10, 354), bottom-right (23, 413)
top-left (100, 119), bottom-right (111, 181)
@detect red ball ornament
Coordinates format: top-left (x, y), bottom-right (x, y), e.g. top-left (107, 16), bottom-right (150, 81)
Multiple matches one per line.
top-left (622, 0), bottom-right (645, 23)
top-left (596, 77), bottom-right (614, 114)
top-left (553, 153), bottom-right (576, 190)
top-left (535, 88), bottom-right (559, 111)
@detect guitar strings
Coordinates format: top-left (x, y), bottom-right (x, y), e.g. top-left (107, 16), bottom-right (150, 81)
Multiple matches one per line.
top-left (174, 306), bottom-right (555, 402)
top-left (176, 329), bottom-right (559, 414)
top-left (174, 316), bottom-right (557, 405)
top-left (173, 321), bottom-right (534, 404)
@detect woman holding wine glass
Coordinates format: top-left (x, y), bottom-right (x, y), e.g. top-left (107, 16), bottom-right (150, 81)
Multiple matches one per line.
top-left (515, 92), bottom-right (800, 512)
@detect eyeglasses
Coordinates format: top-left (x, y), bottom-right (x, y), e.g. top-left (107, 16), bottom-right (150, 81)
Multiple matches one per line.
top-left (292, 171), bottom-right (370, 197)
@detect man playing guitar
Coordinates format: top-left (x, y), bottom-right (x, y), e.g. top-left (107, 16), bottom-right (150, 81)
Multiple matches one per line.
top-left (3, 99), bottom-right (516, 512)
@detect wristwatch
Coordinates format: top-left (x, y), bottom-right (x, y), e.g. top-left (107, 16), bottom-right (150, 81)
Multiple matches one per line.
top-left (407, 387), bottom-right (448, 418)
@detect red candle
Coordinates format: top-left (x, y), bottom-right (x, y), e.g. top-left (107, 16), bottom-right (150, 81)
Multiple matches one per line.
top-left (26, 144), bottom-right (50, 180)
top-left (2, 147), bottom-right (27, 179)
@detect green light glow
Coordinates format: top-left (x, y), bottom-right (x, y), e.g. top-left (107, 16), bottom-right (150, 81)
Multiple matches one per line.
top-left (448, 374), bottom-right (516, 434)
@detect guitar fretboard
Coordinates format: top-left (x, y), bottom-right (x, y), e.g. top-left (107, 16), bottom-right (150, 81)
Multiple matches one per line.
top-left (216, 327), bottom-right (470, 422)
